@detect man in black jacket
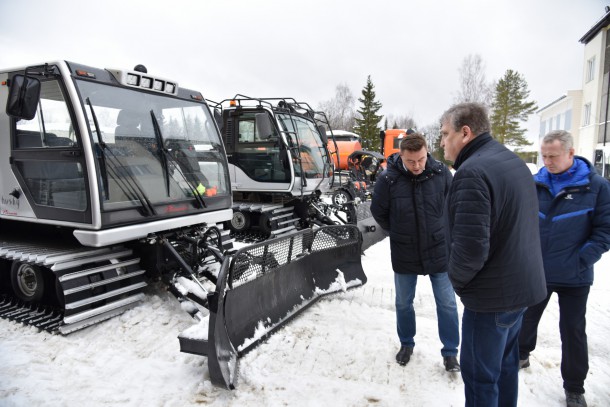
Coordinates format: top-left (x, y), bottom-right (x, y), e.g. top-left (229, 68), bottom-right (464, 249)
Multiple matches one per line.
top-left (371, 133), bottom-right (460, 372)
top-left (440, 103), bottom-right (547, 407)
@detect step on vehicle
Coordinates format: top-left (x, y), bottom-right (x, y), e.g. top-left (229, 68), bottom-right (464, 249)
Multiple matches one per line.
top-left (0, 62), bottom-right (366, 388)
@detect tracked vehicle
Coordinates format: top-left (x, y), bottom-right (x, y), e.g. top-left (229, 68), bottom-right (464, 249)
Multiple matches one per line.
top-left (0, 61), bottom-right (366, 388)
top-left (210, 96), bottom-right (383, 249)
top-left (210, 96), bottom-right (337, 237)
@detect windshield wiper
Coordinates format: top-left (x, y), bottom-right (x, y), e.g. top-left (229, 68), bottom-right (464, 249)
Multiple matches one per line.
top-left (86, 98), bottom-right (156, 216)
top-left (149, 110), bottom-right (171, 197)
top-left (86, 98), bottom-right (109, 200)
top-left (149, 110), bottom-right (207, 208)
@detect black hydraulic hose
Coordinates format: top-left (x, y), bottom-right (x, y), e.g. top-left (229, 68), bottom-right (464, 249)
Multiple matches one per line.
top-left (200, 227), bottom-right (225, 263)
top-left (161, 238), bottom-right (209, 296)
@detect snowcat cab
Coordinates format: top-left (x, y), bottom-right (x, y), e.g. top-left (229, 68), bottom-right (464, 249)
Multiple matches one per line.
top-left (210, 96), bottom-right (352, 240)
top-left (0, 61), bottom-right (232, 334)
top-left (0, 62), bottom-right (366, 389)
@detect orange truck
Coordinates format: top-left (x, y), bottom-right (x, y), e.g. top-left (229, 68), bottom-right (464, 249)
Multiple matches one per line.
top-left (379, 128), bottom-right (415, 158)
top-left (326, 130), bottom-right (362, 170)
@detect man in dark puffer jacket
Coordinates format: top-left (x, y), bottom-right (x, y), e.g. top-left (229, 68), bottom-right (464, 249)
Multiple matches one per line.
top-left (371, 133), bottom-right (460, 372)
top-left (440, 103), bottom-right (547, 407)
top-left (518, 130), bottom-right (610, 407)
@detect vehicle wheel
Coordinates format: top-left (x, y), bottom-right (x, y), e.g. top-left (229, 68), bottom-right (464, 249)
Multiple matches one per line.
top-left (11, 261), bottom-right (45, 302)
top-left (258, 212), bottom-right (274, 235)
top-left (230, 210), bottom-right (251, 232)
top-left (332, 189), bottom-right (352, 206)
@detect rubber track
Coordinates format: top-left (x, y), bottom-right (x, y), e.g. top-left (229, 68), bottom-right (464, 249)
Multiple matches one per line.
top-left (0, 294), bottom-right (63, 333)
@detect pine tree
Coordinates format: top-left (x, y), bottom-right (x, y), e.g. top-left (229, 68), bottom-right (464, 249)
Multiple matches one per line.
top-left (353, 75), bottom-right (383, 150)
top-left (490, 69), bottom-right (537, 146)
top-left (432, 129), bottom-right (451, 166)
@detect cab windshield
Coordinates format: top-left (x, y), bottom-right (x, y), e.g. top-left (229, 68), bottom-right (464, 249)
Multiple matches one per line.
top-left (75, 80), bottom-right (230, 210)
top-left (277, 114), bottom-right (328, 178)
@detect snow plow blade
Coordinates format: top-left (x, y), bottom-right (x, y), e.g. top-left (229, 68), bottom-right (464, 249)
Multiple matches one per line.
top-left (183, 224), bottom-right (366, 389)
top-left (355, 201), bottom-right (386, 252)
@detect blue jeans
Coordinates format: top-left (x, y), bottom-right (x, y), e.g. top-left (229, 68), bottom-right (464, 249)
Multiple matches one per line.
top-left (461, 308), bottom-right (526, 407)
top-left (394, 272), bottom-right (460, 356)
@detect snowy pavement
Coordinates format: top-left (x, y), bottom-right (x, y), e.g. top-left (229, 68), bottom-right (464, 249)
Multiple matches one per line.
top-left (1, 238), bottom-right (609, 406)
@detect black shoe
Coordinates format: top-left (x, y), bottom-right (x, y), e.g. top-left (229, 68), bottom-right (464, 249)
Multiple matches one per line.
top-left (565, 391), bottom-right (587, 407)
top-left (443, 356), bottom-right (460, 372)
top-left (396, 346), bottom-right (413, 366)
top-left (519, 357), bottom-right (530, 369)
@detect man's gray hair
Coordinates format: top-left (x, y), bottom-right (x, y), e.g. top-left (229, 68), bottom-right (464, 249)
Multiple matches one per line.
top-left (542, 130), bottom-right (573, 152)
top-left (440, 102), bottom-right (491, 137)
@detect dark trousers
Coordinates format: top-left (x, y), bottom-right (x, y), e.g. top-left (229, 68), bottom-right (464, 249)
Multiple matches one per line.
top-left (518, 285), bottom-right (590, 394)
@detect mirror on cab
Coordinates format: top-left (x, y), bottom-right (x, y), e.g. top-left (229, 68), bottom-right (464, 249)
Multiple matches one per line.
top-left (6, 74), bottom-right (41, 120)
top-left (317, 125), bottom-right (327, 144)
top-left (255, 112), bottom-right (275, 140)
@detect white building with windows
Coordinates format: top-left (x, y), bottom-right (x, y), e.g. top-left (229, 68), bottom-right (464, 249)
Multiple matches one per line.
top-left (537, 90), bottom-right (583, 153)
top-left (538, 7), bottom-right (610, 178)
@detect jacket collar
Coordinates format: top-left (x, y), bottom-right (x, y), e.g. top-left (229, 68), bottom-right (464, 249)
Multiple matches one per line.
top-left (535, 156), bottom-right (592, 193)
top-left (453, 132), bottom-right (493, 170)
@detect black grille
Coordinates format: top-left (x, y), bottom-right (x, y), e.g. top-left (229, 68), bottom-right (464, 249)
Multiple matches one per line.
top-left (228, 225), bottom-right (359, 289)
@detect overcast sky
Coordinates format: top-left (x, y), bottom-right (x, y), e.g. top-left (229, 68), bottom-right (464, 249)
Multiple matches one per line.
top-left (0, 0), bottom-right (606, 145)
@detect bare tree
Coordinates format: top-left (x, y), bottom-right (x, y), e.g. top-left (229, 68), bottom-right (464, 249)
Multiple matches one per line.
top-left (384, 113), bottom-right (417, 130)
top-left (418, 122), bottom-right (437, 150)
top-left (318, 83), bottom-right (356, 131)
top-left (419, 120), bottom-right (452, 166)
top-left (455, 54), bottom-right (495, 107)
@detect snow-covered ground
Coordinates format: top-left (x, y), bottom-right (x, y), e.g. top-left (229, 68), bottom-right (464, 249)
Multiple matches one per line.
top-left (1, 237), bottom-right (609, 406)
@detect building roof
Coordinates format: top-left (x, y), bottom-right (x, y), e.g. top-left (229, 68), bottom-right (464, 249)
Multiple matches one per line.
top-left (580, 8), bottom-right (610, 44)
top-left (537, 94), bottom-right (567, 114)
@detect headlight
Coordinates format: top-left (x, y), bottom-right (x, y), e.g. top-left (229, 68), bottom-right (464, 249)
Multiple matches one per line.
top-left (140, 77), bottom-right (152, 89)
top-left (153, 79), bottom-right (164, 91)
top-left (126, 73), bottom-right (139, 86)
top-left (108, 68), bottom-right (179, 94)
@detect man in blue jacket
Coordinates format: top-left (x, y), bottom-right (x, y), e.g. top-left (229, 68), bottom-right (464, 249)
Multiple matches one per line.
top-left (440, 102), bottom-right (547, 407)
top-left (518, 130), bottom-right (610, 407)
top-left (371, 132), bottom-right (460, 372)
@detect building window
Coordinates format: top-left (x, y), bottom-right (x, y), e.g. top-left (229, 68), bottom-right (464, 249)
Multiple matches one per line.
top-left (586, 57), bottom-right (596, 83)
top-left (565, 109), bottom-right (572, 130)
top-left (584, 103), bottom-right (592, 126)
top-left (539, 120), bottom-right (546, 137)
